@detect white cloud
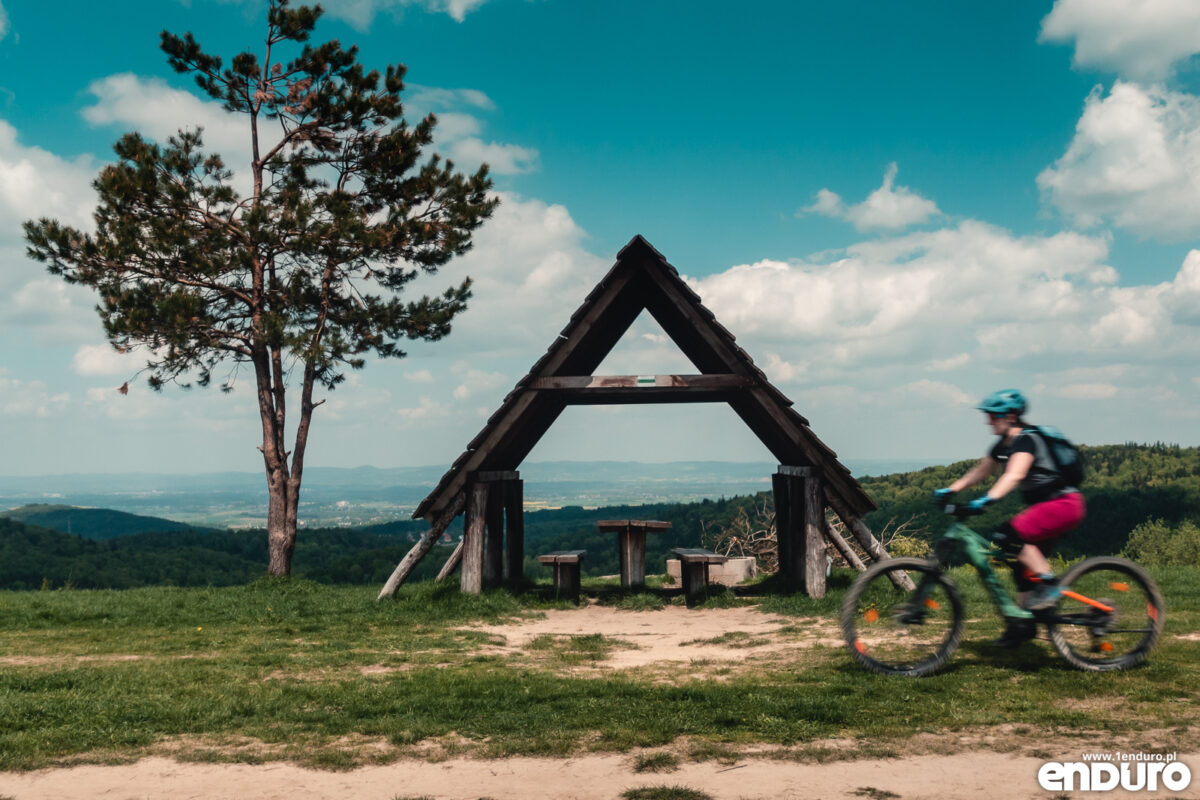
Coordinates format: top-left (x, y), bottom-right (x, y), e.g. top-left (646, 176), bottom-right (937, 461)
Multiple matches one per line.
top-left (323, 373), bottom-right (393, 421)
top-left (896, 379), bottom-right (974, 407)
top-left (0, 120), bottom-right (97, 234)
top-left (407, 191), bottom-right (609, 358)
top-left (801, 163), bottom-right (939, 231)
top-left (395, 395), bottom-right (449, 423)
top-left (1040, 0), bottom-right (1200, 82)
top-left (1053, 383), bottom-right (1120, 399)
top-left (71, 345), bottom-right (135, 377)
top-left (84, 386), bottom-right (157, 420)
top-left (1038, 82), bottom-right (1200, 238)
top-left (319, 0), bottom-right (491, 27)
top-left (451, 366), bottom-right (506, 401)
top-left (82, 74), bottom-right (247, 163)
top-left (432, 112), bottom-right (483, 141)
top-left (763, 352), bottom-right (806, 383)
top-left (689, 221), bottom-right (1200, 390)
top-left (444, 138), bottom-right (539, 175)
top-left (0, 372), bottom-right (69, 418)
top-left (404, 369), bottom-right (435, 383)
top-left (927, 353), bottom-right (970, 372)
top-left (408, 86), bottom-right (495, 113)
top-left (0, 276), bottom-right (99, 344)
top-left (403, 86), bottom-right (539, 176)
top-left (0, 2), bottom-right (9, 40)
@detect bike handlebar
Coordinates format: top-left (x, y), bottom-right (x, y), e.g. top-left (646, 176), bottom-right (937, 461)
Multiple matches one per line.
top-left (940, 503), bottom-right (985, 520)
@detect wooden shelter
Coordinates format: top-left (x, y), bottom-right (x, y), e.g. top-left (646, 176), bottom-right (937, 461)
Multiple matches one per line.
top-left (378, 235), bottom-right (908, 600)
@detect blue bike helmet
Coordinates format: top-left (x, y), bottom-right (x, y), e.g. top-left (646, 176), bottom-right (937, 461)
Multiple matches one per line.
top-left (977, 389), bottom-right (1027, 416)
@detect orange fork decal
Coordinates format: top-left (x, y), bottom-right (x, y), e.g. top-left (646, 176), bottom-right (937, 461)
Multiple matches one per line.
top-left (1060, 590), bottom-right (1114, 614)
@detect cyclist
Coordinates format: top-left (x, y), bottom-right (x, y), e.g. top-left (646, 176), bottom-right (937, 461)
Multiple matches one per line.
top-left (934, 389), bottom-right (1086, 647)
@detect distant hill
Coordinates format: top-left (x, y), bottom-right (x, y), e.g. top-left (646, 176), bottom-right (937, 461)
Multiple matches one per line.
top-left (0, 459), bottom-right (941, 529)
top-left (4, 443), bottom-right (1197, 591)
top-left (0, 505), bottom-right (218, 540)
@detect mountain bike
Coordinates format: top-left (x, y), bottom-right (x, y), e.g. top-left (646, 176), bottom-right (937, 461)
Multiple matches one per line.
top-left (840, 503), bottom-right (1164, 677)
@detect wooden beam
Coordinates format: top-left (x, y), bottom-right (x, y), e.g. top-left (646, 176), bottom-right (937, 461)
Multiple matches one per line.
top-left (377, 490), bottom-right (466, 599)
top-left (435, 540), bottom-right (464, 582)
top-left (484, 481), bottom-right (505, 586)
top-left (824, 487), bottom-right (915, 592)
top-left (824, 519), bottom-right (867, 572)
top-left (530, 374), bottom-right (752, 390)
top-left (461, 482), bottom-right (489, 594)
top-left (771, 472), bottom-right (792, 584)
top-left (417, 388), bottom-right (544, 521)
top-left (504, 479), bottom-right (524, 584)
top-left (803, 475), bottom-right (826, 599)
top-left (527, 375), bottom-right (754, 404)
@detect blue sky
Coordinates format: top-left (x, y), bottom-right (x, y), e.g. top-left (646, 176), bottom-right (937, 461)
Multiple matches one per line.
top-left (3, 0), bottom-right (1200, 476)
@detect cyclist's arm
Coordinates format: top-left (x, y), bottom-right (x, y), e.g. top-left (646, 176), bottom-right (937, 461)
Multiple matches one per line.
top-left (948, 457), bottom-right (999, 492)
top-left (985, 451), bottom-right (1034, 501)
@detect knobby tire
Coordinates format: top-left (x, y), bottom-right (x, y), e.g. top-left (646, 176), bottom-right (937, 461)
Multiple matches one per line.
top-left (841, 557), bottom-right (965, 677)
top-left (1046, 556), bottom-right (1164, 672)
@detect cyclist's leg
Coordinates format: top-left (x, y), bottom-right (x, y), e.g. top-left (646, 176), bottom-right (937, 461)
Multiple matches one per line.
top-left (987, 523), bottom-right (1038, 646)
top-left (1010, 492), bottom-right (1086, 609)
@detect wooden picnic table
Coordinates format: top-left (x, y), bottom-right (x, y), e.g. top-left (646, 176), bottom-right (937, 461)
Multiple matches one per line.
top-left (597, 519), bottom-right (671, 588)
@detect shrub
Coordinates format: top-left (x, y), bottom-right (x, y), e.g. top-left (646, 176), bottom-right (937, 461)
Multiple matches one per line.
top-left (1121, 518), bottom-right (1200, 566)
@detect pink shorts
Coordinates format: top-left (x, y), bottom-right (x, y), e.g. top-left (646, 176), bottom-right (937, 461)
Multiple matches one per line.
top-left (1010, 491), bottom-right (1086, 544)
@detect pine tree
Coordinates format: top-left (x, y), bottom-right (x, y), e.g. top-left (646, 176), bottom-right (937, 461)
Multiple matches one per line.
top-left (24, 0), bottom-right (497, 575)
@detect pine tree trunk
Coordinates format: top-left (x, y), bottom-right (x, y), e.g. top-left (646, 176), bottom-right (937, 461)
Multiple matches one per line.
top-left (266, 469), bottom-right (296, 576)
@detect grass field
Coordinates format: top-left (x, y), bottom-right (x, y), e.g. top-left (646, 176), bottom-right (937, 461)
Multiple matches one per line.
top-left (1, 567), bottom-right (1198, 772)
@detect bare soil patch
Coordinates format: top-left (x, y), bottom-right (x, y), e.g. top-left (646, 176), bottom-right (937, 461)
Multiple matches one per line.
top-left (457, 604), bottom-right (839, 670)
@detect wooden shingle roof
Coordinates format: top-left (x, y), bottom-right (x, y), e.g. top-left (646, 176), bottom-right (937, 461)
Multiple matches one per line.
top-left (413, 235), bottom-right (875, 521)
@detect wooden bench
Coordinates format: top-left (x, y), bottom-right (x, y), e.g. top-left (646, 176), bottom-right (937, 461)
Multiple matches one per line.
top-left (536, 550), bottom-right (586, 601)
top-left (671, 548), bottom-right (728, 607)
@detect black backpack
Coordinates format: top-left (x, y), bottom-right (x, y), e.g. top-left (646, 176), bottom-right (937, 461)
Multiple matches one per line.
top-left (1030, 425), bottom-right (1085, 487)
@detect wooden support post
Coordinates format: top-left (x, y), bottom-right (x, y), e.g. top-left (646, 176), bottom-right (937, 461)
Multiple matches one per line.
top-left (504, 478), bottom-right (524, 584)
top-left (824, 518), bottom-right (867, 572)
top-left (617, 526), bottom-right (647, 588)
top-left (775, 467), bottom-right (811, 588)
top-left (803, 475), bottom-right (826, 599)
top-left (824, 488), bottom-right (916, 591)
top-left (484, 481), bottom-right (505, 587)
top-left (435, 540), bottom-right (464, 582)
top-left (377, 491), bottom-right (466, 599)
top-left (461, 481), bottom-right (489, 594)
top-left (771, 472), bottom-right (792, 584)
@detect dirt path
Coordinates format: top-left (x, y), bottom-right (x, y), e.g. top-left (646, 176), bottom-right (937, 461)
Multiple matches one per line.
top-left (3, 751), bottom-right (1198, 800)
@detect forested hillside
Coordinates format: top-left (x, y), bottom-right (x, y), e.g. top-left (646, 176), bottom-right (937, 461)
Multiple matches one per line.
top-left (0, 505), bottom-right (216, 540)
top-left (3, 443), bottom-right (1197, 590)
top-left (856, 442), bottom-right (1200, 557)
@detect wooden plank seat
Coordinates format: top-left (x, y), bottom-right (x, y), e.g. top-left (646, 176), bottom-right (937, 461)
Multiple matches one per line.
top-left (537, 550), bottom-right (586, 602)
top-left (671, 548), bottom-right (728, 608)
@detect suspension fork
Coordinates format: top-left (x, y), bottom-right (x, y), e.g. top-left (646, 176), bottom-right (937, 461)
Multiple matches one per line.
top-left (940, 524), bottom-right (1032, 621)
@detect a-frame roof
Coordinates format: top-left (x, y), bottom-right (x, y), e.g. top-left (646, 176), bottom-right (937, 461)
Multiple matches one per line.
top-left (413, 235), bottom-right (875, 521)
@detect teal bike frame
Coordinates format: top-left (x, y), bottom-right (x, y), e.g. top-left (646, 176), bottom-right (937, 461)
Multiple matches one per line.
top-left (917, 523), bottom-right (1032, 621)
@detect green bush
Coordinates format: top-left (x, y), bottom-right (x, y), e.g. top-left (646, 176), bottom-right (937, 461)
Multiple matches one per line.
top-left (1121, 518), bottom-right (1200, 566)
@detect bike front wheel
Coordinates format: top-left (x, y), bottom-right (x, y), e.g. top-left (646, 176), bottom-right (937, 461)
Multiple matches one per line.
top-left (1046, 557), bottom-right (1164, 672)
top-left (841, 557), bottom-right (965, 677)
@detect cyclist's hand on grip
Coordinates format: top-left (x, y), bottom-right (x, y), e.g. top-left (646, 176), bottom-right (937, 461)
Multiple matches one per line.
top-left (965, 495), bottom-right (994, 515)
top-left (932, 488), bottom-right (955, 508)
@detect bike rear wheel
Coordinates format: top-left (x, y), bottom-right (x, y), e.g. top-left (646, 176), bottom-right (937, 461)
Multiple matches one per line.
top-left (1046, 557), bottom-right (1164, 672)
top-left (841, 557), bottom-right (965, 677)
